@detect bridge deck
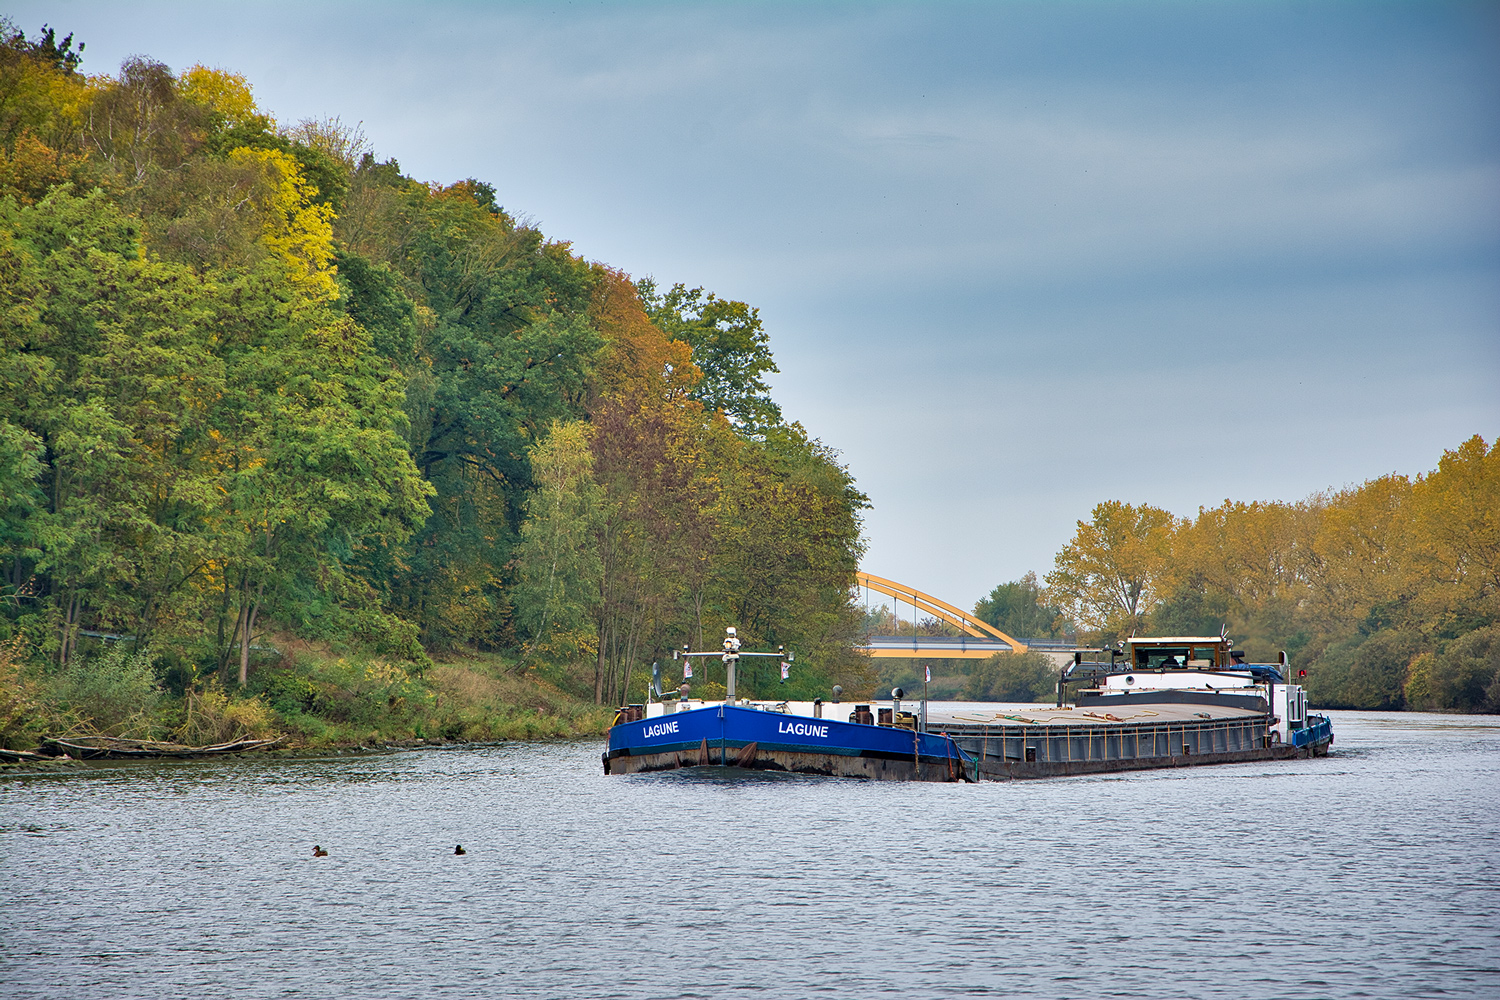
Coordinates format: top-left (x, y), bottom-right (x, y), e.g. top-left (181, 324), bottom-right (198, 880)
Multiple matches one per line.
top-left (859, 634), bottom-right (1016, 658)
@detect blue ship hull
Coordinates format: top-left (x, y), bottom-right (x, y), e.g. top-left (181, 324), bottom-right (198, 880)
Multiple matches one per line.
top-left (605, 704), bottom-right (974, 782)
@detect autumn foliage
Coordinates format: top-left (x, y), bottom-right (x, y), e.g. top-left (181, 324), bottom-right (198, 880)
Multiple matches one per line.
top-left (1039, 436), bottom-right (1500, 712)
top-left (0, 21), bottom-right (872, 747)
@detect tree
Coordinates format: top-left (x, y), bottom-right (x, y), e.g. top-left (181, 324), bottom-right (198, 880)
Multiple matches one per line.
top-left (1408, 435), bottom-right (1500, 629)
top-left (1162, 497), bottom-right (1323, 660)
top-left (284, 116), bottom-right (369, 174)
top-left (177, 65), bottom-right (258, 128)
top-left (1343, 629), bottom-right (1422, 710)
top-left (511, 420), bottom-right (602, 665)
top-left (229, 147), bottom-right (338, 299)
top-left (1405, 625), bottom-right (1500, 713)
top-left (207, 281), bottom-right (433, 683)
top-left (1304, 480), bottom-right (1411, 634)
top-left (0, 418), bottom-right (43, 602)
top-left (1045, 501), bottom-right (1181, 641)
top-left (580, 268), bottom-right (712, 700)
top-left (0, 44), bottom-right (886, 731)
top-left (704, 423), bottom-right (869, 697)
top-left (587, 394), bottom-right (684, 703)
top-left (83, 57), bottom-right (208, 185)
top-left (637, 278), bottom-right (781, 432)
top-left (1184, 501), bottom-right (1316, 616)
top-left (962, 651), bottom-right (1056, 702)
top-left (0, 20), bottom-right (87, 151)
top-left (974, 572), bottom-right (1067, 639)
top-left (335, 249), bottom-right (418, 366)
top-left (0, 179), bottom-right (431, 681)
top-left (2, 188), bottom-right (228, 663)
top-left (140, 145), bottom-right (338, 299)
top-left (0, 22), bottom-right (89, 205)
top-left (359, 178), bottom-right (600, 649)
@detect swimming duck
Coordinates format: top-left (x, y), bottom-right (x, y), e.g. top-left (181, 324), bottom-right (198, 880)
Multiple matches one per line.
top-left (454, 844), bottom-right (466, 855)
top-left (313, 845), bottom-right (328, 857)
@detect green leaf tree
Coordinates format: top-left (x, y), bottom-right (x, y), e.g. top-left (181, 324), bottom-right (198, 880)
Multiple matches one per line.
top-left (637, 278), bottom-right (781, 432)
top-left (974, 572), bottom-right (1068, 639)
top-left (512, 419), bottom-right (602, 665)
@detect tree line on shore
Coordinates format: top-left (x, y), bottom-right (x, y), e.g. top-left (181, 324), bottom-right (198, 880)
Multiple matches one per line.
top-left (961, 436), bottom-right (1498, 712)
top-left (0, 25), bottom-right (872, 747)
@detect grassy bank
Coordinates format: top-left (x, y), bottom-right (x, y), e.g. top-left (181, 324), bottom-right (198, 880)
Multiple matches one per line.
top-left (0, 636), bottom-right (615, 754)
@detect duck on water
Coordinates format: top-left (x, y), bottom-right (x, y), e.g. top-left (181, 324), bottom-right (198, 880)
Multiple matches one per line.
top-left (602, 630), bottom-right (1333, 782)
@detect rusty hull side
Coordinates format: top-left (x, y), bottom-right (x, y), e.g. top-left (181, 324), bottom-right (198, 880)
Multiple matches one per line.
top-left (603, 743), bottom-right (968, 782)
top-left (974, 741), bottom-right (1329, 780)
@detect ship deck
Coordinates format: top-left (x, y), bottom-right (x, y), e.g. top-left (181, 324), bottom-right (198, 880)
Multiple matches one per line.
top-left (725, 699), bottom-right (1266, 730)
top-left (925, 700), bottom-right (1264, 730)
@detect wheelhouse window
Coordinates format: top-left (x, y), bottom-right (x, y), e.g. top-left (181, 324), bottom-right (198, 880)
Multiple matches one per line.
top-left (1135, 647), bottom-right (1190, 669)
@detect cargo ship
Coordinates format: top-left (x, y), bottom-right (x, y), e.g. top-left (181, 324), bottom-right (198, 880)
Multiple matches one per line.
top-left (602, 632), bottom-right (1332, 782)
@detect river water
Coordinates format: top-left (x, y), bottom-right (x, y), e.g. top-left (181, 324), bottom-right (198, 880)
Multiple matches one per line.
top-left (2, 710), bottom-right (1496, 999)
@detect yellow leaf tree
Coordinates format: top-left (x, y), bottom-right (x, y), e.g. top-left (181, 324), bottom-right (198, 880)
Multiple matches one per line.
top-left (1045, 500), bottom-right (1183, 641)
top-left (177, 65), bottom-right (260, 128)
top-left (227, 147), bottom-right (337, 301)
top-left (1408, 435), bottom-right (1500, 628)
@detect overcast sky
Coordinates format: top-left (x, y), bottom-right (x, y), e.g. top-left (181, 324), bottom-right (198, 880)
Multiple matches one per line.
top-left (17, 1), bottom-right (1499, 611)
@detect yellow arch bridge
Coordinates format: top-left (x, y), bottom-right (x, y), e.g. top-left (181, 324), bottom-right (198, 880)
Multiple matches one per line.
top-left (856, 572), bottom-right (1029, 659)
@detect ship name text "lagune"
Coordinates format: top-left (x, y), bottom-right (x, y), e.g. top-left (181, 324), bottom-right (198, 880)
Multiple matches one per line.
top-left (779, 721), bottom-right (828, 738)
top-left (642, 720), bottom-right (680, 739)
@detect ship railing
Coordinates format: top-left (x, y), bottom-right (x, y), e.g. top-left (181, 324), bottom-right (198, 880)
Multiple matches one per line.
top-left (947, 713), bottom-right (1275, 765)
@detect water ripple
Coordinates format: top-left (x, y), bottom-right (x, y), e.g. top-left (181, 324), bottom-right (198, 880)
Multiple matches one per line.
top-left (1, 710), bottom-right (1497, 998)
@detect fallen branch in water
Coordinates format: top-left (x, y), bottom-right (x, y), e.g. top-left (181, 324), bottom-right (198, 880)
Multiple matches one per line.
top-left (38, 735), bottom-right (284, 759)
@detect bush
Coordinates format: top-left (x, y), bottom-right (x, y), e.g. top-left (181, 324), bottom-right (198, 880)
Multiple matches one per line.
top-left (284, 600), bottom-right (432, 671)
top-left (690, 680), bottom-right (727, 701)
top-left (424, 659), bottom-right (614, 742)
top-left (50, 644), bottom-right (163, 736)
top-left (255, 669), bottom-right (319, 715)
top-left (300, 655), bottom-right (431, 726)
top-left (1408, 625), bottom-right (1500, 713)
top-left (0, 636), bottom-right (54, 749)
top-left (347, 610), bottom-right (431, 670)
top-left (177, 685), bottom-right (280, 745)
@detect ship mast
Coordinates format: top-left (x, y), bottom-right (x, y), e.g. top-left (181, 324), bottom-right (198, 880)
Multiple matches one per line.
top-left (673, 626), bottom-right (791, 705)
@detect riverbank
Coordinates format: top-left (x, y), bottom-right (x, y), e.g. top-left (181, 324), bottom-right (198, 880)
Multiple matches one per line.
top-left (0, 636), bottom-right (617, 757)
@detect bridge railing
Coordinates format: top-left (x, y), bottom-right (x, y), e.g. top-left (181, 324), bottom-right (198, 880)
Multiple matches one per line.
top-left (859, 635), bottom-right (1017, 655)
top-left (863, 634), bottom-right (1013, 646)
